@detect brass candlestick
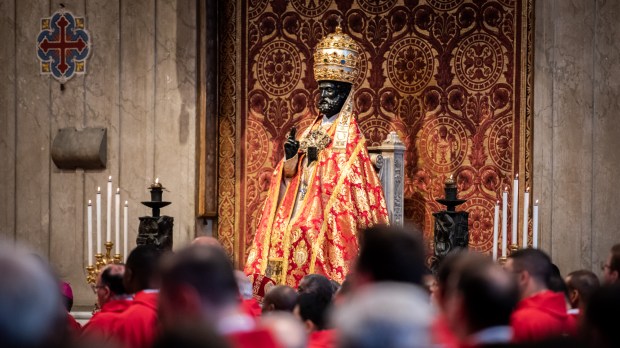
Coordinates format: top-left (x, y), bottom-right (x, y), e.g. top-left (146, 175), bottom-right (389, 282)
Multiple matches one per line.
top-left (509, 244), bottom-right (519, 254)
top-left (85, 241), bottom-right (123, 285)
top-left (498, 256), bottom-right (508, 265)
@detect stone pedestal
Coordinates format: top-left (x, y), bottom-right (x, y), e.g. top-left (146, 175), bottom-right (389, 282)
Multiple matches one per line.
top-left (430, 211), bottom-right (469, 271)
top-left (137, 216), bottom-right (173, 252)
top-left (368, 131), bottom-right (406, 226)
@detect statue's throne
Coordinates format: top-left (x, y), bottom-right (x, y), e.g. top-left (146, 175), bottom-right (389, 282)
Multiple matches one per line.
top-left (368, 131), bottom-right (406, 226)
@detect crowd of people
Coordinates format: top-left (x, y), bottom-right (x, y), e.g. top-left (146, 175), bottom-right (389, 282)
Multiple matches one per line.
top-left (1, 225), bottom-right (620, 348)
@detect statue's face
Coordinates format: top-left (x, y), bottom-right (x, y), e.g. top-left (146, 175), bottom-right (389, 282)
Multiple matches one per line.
top-left (317, 80), bottom-right (352, 118)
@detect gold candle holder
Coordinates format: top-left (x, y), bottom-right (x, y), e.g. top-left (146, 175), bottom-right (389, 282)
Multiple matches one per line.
top-left (509, 244), bottom-right (519, 253)
top-left (85, 241), bottom-right (123, 286)
top-left (86, 265), bottom-right (96, 285)
top-left (498, 256), bottom-right (508, 265)
top-left (104, 241), bottom-right (114, 263)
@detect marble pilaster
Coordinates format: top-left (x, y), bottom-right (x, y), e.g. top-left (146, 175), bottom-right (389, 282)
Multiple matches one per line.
top-left (15, 0), bottom-right (52, 256)
top-left (592, 0), bottom-right (620, 275)
top-left (0, 0), bottom-right (16, 240)
top-left (153, 0), bottom-right (197, 247)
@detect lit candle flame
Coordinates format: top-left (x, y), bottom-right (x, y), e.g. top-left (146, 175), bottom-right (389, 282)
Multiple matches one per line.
top-left (97, 187), bottom-right (101, 193)
top-left (88, 200), bottom-right (92, 205)
top-left (116, 188), bottom-right (120, 194)
top-left (124, 200), bottom-right (128, 206)
top-left (108, 176), bottom-right (112, 181)
top-left (155, 177), bottom-right (159, 184)
top-left (504, 186), bottom-right (508, 191)
top-left (526, 186), bottom-right (530, 192)
top-left (497, 200), bottom-right (500, 205)
top-left (535, 199), bottom-right (539, 205)
top-left (515, 174), bottom-right (519, 179)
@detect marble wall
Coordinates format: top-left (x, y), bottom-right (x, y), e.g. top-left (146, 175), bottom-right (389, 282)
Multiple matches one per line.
top-left (534, 0), bottom-right (620, 277)
top-left (0, 0), bottom-right (197, 308)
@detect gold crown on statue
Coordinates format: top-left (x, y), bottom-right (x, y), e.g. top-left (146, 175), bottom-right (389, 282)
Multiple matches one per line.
top-left (313, 22), bottom-right (361, 84)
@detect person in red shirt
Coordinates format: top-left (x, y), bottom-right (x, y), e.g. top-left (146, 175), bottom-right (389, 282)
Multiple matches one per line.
top-left (82, 264), bottom-right (132, 339)
top-left (158, 245), bottom-right (279, 348)
top-left (113, 245), bottom-right (163, 348)
top-left (235, 270), bottom-right (262, 318)
top-left (564, 269), bottom-right (599, 319)
top-left (506, 249), bottom-right (576, 342)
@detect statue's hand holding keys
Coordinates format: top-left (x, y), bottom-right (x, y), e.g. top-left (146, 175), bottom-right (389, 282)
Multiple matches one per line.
top-left (284, 126), bottom-right (299, 160)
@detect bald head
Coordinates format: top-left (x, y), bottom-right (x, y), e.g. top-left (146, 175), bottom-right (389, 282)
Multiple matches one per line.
top-left (566, 269), bottom-right (600, 309)
top-left (263, 285), bottom-right (298, 314)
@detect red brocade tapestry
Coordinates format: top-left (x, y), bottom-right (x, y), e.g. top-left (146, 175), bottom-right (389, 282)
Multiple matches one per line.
top-left (217, 0), bottom-right (534, 266)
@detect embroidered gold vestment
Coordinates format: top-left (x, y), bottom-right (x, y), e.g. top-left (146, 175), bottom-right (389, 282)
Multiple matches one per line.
top-left (244, 94), bottom-right (389, 287)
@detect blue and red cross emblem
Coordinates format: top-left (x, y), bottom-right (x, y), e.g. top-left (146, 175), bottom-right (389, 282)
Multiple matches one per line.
top-left (37, 9), bottom-right (91, 83)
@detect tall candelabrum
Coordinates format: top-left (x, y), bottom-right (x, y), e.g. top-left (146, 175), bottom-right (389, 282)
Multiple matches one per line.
top-left (85, 176), bottom-right (128, 286)
top-left (493, 174), bottom-right (540, 265)
top-left (85, 241), bottom-right (122, 285)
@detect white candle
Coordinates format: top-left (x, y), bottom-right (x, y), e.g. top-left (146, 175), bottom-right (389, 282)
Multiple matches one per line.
top-left (493, 200), bottom-right (499, 261)
top-left (522, 187), bottom-right (530, 248)
top-left (107, 176), bottom-right (112, 242)
top-left (533, 200), bottom-right (539, 248)
top-left (502, 188), bottom-right (508, 258)
top-left (96, 187), bottom-right (101, 254)
top-left (512, 174), bottom-right (518, 246)
top-left (115, 188), bottom-right (120, 254)
top-left (87, 200), bottom-right (93, 265)
top-left (124, 201), bottom-right (128, 262)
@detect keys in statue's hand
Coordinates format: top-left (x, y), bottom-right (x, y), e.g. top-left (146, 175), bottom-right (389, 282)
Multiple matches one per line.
top-left (284, 126), bottom-right (299, 160)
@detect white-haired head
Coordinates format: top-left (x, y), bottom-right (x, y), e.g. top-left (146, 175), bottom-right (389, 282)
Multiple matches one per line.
top-left (331, 282), bottom-right (433, 348)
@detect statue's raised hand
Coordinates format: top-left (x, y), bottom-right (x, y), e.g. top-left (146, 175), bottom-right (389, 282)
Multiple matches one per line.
top-left (284, 127), bottom-right (299, 160)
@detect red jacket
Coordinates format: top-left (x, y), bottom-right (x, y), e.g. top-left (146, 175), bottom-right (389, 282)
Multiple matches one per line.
top-left (82, 298), bottom-right (132, 338)
top-left (510, 290), bottom-right (576, 342)
top-left (67, 312), bottom-right (82, 332)
top-left (240, 298), bottom-right (262, 318)
top-left (308, 330), bottom-right (336, 348)
top-left (113, 291), bottom-right (159, 348)
top-left (431, 314), bottom-right (459, 348)
top-left (227, 328), bottom-right (281, 348)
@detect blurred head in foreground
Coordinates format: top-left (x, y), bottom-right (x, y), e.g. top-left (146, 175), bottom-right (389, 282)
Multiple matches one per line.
top-left (0, 243), bottom-right (66, 348)
top-left (583, 283), bottom-right (620, 348)
top-left (331, 282), bottom-right (432, 348)
top-left (159, 244), bottom-right (239, 329)
top-left (353, 225), bottom-right (426, 288)
top-left (260, 312), bottom-right (307, 348)
top-left (444, 254), bottom-right (519, 342)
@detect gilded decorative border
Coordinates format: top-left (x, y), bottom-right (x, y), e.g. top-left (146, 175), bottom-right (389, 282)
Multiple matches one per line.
top-left (217, 0), bottom-right (237, 259)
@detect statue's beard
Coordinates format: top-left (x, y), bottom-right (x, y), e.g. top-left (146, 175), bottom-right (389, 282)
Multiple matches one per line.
top-left (318, 97), bottom-right (344, 117)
